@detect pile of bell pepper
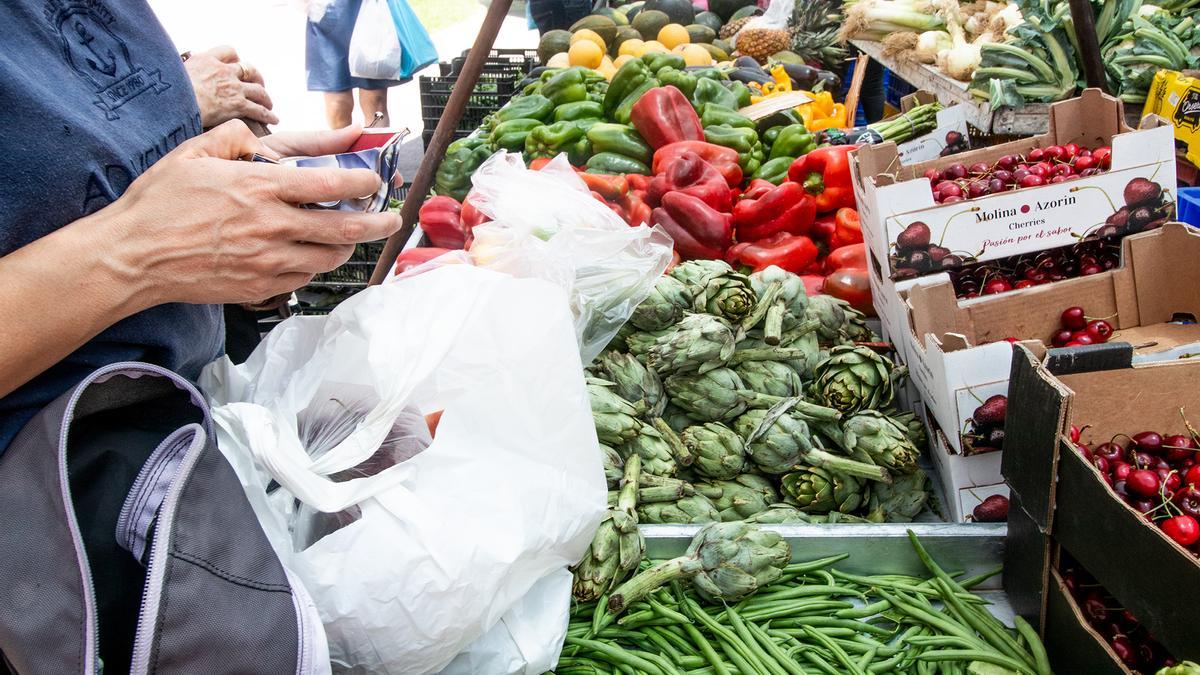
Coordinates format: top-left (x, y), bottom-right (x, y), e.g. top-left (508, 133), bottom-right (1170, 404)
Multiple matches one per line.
top-left (422, 57), bottom-right (873, 312)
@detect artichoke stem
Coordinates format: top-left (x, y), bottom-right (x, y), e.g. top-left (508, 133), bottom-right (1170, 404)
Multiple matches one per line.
top-left (606, 557), bottom-right (690, 616)
top-left (803, 448), bottom-right (891, 483)
top-left (617, 454), bottom-right (642, 515)
top-left (742, 281), bottom-right (783, 334)
top-left (764, 303), bottom-right (786, 346)
top-left (651, 417), bottom-right (695, 466)
top-left (729, 347), bottom-right (817, 366)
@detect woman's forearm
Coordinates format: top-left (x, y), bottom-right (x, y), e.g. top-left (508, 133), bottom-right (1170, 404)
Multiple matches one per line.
top-left (0, 210), bottom-right (150, 398)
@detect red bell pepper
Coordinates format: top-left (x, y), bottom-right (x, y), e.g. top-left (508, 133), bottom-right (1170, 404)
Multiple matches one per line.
top-left (653, 141), bottom-right (743, 188)
top-left (418, 196), bottom-right (468, 249)
top-left (800, 274), bottom-right (825, 298)
top-left (394, 247), bottom-right (451, 274)
top-left (625, 173), bottom-right (652, 192)
top-left (740, 179), bottom-right (775, 202)
top-left (578, 171), bottom-right (629, 202)
top-left (726, 232), bottom-right (818, 273)
top-left (731, 182), bottom-right (816, 242)
top-left (529, 157), bottom-right (553, 171)
top-left (831, 207), bottom-right (863, 249)
top-left (788, 145), bottom-right (857, 213)
top-left (826, 243), bottom-right (868, 273)
top-left (823, 267), bottom-right (873, 315)
top-left (630, 86), bottom-right (705, 149)
top-left (624, 189), bottom-right (652, 227)
top-left (809, 214), bottom-right (836, 242)
top-left (461, 192), bottom-right (490, 231)
top-left (647, 151), bottom-right (732, 212)
top-left (653, 191), bottom-right (733, 260)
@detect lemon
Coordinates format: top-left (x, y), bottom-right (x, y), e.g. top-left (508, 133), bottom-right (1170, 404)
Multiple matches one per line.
top-left (641, 40), bottom-right (669, 54)
top-left (570, 29), bottom-right (607, 52)
top-left (568, 40), bottom-right (605, 69)
top-left (681, 44), bottom-right (713, 67)
top-left (614, 54), bottom-right (635, 68)
top-left (546, 52), bottom-right (570, 68)
top-left (657, 23), bottom-right (690, 50)
top-left (618, 38), bottom-right (645, 58)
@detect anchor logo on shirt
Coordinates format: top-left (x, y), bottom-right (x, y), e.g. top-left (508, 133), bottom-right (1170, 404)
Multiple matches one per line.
top-left (46, 1), bottom-right (170, 120)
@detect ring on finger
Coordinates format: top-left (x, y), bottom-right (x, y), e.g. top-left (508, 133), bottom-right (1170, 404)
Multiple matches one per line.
top-left (237, 62), bottom-right (247, 80)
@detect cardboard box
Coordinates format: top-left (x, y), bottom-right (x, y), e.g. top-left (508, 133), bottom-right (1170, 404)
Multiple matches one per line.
top-left (1043, 567), bottom-right (1133, 675)
top-left (901, 223), bottom-right (1200, 453)
top-left (1003, 344), bottom-right (1200, 661)
top-left (925, 422), bottom-right (1005, 522)
top-left (850, 89), bottom-right (1177, 280)
top-left (888, 91), bottom-right (972, 165)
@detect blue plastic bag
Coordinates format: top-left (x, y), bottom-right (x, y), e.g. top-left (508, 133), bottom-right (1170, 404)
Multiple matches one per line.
top-left (386, 0), bottom-right (437, 78)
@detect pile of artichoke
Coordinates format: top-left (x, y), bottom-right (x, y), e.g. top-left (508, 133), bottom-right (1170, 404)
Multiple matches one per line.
top-left (573, 261), bottom-right (932, 601)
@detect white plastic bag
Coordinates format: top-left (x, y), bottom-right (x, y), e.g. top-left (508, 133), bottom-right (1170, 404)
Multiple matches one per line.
top-left (200, 264), bottom-right (607, 674)
top-left (738, 0), bottom-right (795, 37)
top-left (465, 151), bottom-right (674, 363)
top-left (348, 0), bottom-right (402, 80)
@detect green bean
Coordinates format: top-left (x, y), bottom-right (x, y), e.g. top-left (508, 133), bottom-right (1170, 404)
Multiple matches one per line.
top-left (726, 605), bottom-right (789, 675)
top-left (563, 637), bottom-right (668, 675)
top-left (802, 627), bottom-right (868, 675)
top-left (681, 623), bottom-right (733, 675)
top-left (744, 619), bottom-right (808, 675)
top-left (742, 585), bottom-right (867, 608)
top-left (876, 590), bottom-right (989, 650)
top-left (740, 600), bottom-right (856, 622)
top-left (865, 649), bottom-right (906, 673)
top-left (649, 626), bottom-right (695, 656)
top-left (642, 649), bottom-right (686, 675)
top-left (855, 646), bottom-right (877, 671)
top-left (835, 599), bottom-right (892, 619)
top-left (780, 554), bottom-right (850, 577)
top-left (591, 595), bottom-right (611, 635)
top-left (768, 616), bottom-right (894, 637)
top-left (640, 627), bottom-right (684, 664)
top-left (916, 649), bottom-right (1036, 674)
top-left (1014, 616), bottom-right (1052, 675)
top-left (799, 649), bottom-right (841, 675)
top-left (648, 596), bottom-right (693, 625)
top-left (617, 609), bottom-right (656, 626)
top-left (931, 577), bottom-right (1032, 668)
top-left (675, 655), bottom-right (707, 669)
top-left (680, 597), bottom-right (765, 675)
top-left (830, 571), bottom-right (986, 604)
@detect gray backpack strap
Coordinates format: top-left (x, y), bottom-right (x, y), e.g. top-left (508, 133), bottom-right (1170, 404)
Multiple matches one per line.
top-left (0, 362), bottom-right (319, 675)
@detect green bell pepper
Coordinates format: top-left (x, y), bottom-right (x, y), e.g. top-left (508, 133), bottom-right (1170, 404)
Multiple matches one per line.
top-left (567, 137), bottom-right (593, 166)
top-left (699, 104), bottom-right (755, 130)
top-left (703, 124), bottom-right (764, 176)
top-left (587, 80), bottom-right (608, 105)
top-left (691, 77), bottom-right (739, 110)
top-left (768, 124), bottom-right (817, 161)
top-left (762, 125), bottom-right (784, 151)
top-left (726, 81), bottom-right (752, 108)
top-left (496, 94), bottom-right (554, 123)
top-left (691, 68), bottom-right (726, 81)
top-left (586, 123), bottom-right (652, 165)
top-left (542, 68), bottom-right (589, 107)
top-left (489, 118), bottom-right (543, 152)
top-left (554, 100), bottom-right (604, 122)
top-left (435, 141), bottom-right (491, 201)
top-left (604, 59), bottom-right (653, 118)
top-left (751, 156), bottom-right (794, 185)
top-left (641, 53), bottom-right (686, 73)
top-left (657, 68), bottom-right (698, 99)
top-left (586, 152), bottom-right (650, 175)
top-left (612, 78), bottom-right (658, 124)
top-left (525, 121), bottom-right (586, 161)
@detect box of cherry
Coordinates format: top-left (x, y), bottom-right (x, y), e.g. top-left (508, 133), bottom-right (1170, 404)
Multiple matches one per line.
top-left (850, 89), bottom-right (1178, 283)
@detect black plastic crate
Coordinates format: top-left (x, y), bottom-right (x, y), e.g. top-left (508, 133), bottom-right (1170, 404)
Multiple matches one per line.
top-left (421, 127), bottom-right (474, 151)
top-left (419, 74), bottom-right (518, 134)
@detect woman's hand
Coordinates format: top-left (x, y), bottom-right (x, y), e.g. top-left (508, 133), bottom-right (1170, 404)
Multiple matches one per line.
top-left (185, 46), bottom-right (280, 128)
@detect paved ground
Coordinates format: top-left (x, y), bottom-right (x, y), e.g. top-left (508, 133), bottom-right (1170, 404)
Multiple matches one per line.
top-left (149, 0), bottom-right (538, 175)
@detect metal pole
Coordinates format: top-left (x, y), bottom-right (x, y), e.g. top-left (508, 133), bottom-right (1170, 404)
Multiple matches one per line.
top-left (1067, 0), bottom-right (1107, 92)
top-left (370, 0), bottom-right (515, 284)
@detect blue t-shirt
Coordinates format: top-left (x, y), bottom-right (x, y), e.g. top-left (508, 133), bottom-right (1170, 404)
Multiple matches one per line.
top-left (0, 0), bottom-right (223, 451)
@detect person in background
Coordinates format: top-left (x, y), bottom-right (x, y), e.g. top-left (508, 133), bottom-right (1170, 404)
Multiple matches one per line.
top-left (183, 46), bottom-right (280, 128)
top-left (528, 0), bottom-right (593, 35)
top-left (307, 0), bottom-right (407, 128)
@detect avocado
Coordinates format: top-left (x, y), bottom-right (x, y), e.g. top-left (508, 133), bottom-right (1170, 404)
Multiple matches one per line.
top-left (643, 0), bottom-right (695, 26)
top-left (538, 30), bottom-right (573, 65)
top-left (692, 11), bottom-right (724, 33)
top-left (631, 9), bottom-right (670, 40)
top-left (685, 24), bottom-right (717, 44)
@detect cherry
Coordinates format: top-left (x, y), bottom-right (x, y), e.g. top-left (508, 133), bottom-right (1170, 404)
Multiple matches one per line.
top-left (924, 168), bottom-right (941, 182)
top-left (1051, 163), bottom-right (1073, 177)
top-left (1093, 146), bottom-right (1112, 168)
top-left (942, 164), bottom-right (968, 181)
top-left (1185, 464), bottom-right (1200, 487)
top-left (1127, 469), bottom-right (1160, 497)
top-left (1085, 320), bottom-right (1113, 343)
top-left (1014, 279), bottom-right (1034, 289)
top-left (1027, 147), bottom-right (1046, 162)
top-left (1070, 425), bottom-right (1083, 443)
top-left (1018, 174), bottom-right (1046, 188)
top-left (1112, 461), bottom-right (1133, 481)
top-left (1049, 175), bottom-right (1067, 184)
top-left (967, 181), bottom-right (989, 198)
top-left (969, 162), bottom-right (990, 175)
top-left (1080, 263), bottom-right (1104, 276)
top-left (1163, 434), bottom-right (1196, 463)
top-left (987, 177), bottom-right (1005, 194)
top-left (1161, 470), bottom-right (1182, 495)
top-left (1012, 167), bottom-right (1031, 181)
top-left (1069, 332), bottom-right (1096, 346)
top-left (1094, 442), bottom-right (1124, 463)
top-left (1062, 143), bottom-right (1080, 160)
top-left (1061, 306), bottom-right (1087, 330)
top-left (1162, 514), bottom-right (1200, 546)
top-left (1133, 431), bottom-right (1164, 455)
top-left (1074, 155), bottom-right (1097, 172)
top-left (996, 155), bottom-right (1018, 170)
top-left (983, 278), bottom-right (1012, 294)
top-left (1091, 455), bottom-right (1110, 474)
top-left (1174, 485), bottom-right (1200, 519)
top-left (943, 195), bottom-right (964, 204)
top-left (992, 169), bottom-right (1013, 184)
top-left (1043, 145), bottom-right (1064, 161)
top-left (1028, 163), bottom-right (1050, 178)
top-left (939, 182), bottom-right (963, 199)
top-left (1110, 635), bottom-right (1138, 668)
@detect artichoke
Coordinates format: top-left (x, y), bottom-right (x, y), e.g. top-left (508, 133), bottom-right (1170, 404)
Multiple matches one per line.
top-left (596, 351), bottom-right (666, 417)
top-left (781, 467), bottom-right (867, 514)
top-left (681, 422), bottom-right (748, 480)
top-left (889, 410), bottom-right (929, 450)
top-left (589, 379), bottom-right (644, 446)
top-left (646, 314), bottom-right (737, 375)
top-left (866, 471), bottom-right (931, 523)
top-left (735, 360), bottom-right (804, 398)
top-left (739, 325), bottom-right (823, 380)
top-left (749, 265), bottom-right (809, 343)
top-left (571, 455), bottom-right (644, 602)
top-left (662, 404), bottom-right (698, 434)
top-left (734, 400), bottom-right (887, 480)
top-left (744, 503), bottom-right (815, 524)
top-left (804, 294), bottom-right (874, 345)
top-left (811, 346), bottom-right (900, 414)
top-left (630, 274), bottom-right (693, 331)
top-left (1158, 662), bottom-right (1200, 675)
top-left (693, 270), bottom-right (757, 323)
top-left (625, 329), bottom-right (669, 357)
top-left (620, 423), bottom-right (679, 477)
top-left (694, 474), bottom-right (779, 521)
top-left (601, 444), bottom-right (623, 490)
top-left (670, 259), bottom-right (736, 291)
top-left (843, 410), bottom-right (921, 475)
top-left (638, 493), bottom-right (721, 524)
top-left (605, 521), bottom-right (792, 616)
top-left (665, 368), bottom-right (763, 422)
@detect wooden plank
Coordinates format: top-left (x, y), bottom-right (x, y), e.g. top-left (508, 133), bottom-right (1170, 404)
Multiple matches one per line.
top-left (738, 90), bottom-right (812, 120)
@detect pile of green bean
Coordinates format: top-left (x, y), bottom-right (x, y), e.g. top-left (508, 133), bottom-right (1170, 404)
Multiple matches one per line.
top-left (551, 534), bottom-right (1051, 675)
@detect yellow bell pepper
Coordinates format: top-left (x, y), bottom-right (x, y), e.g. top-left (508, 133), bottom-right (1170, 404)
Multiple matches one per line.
top-left (795, 91), bottom-right (848, 132)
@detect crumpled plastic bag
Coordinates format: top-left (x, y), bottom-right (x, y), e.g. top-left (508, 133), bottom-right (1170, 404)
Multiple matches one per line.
top-left (465, 151), bottom-right (674, 363)
top-left (201, 264), bottom-right (607, 674)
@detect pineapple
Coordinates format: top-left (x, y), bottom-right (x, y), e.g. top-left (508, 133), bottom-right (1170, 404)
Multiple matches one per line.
top-left (789, 0), bottom-right (847, 70)
top-left (719, 15), bottom-right (753, 40)
top-left (735, 28), bottom-right (792, 64)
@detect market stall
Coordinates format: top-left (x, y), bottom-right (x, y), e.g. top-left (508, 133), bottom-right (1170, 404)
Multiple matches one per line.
top-left (216, 0), bottom-right (1200, 672)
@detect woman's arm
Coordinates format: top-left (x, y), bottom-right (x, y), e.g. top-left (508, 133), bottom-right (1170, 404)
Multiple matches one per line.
top-left (0, 121), bottom-right (398, 398)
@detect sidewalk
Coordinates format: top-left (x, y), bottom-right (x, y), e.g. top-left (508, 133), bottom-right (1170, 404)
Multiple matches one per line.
top-left (149, 0), bottom-right (538, 136)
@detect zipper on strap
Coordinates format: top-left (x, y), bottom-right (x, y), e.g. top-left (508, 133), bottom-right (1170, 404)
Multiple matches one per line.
top-left (115, 425), bottom-right (202, 565)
